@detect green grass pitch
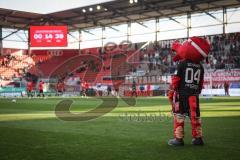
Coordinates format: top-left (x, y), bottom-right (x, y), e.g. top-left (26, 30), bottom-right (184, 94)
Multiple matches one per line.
top-left (0, 96), bottom-right (240, 160)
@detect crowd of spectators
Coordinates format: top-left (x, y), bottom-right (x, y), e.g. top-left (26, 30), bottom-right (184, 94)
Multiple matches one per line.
top-left (0, 54), bottom-right (34, 81)
top-left (136, 32), bottom-right (240, 75)
top-left (138, 41), bottom-right (174, 75)
top-left (0, 55), bottom-right (19, 80)
top-left (0, 55), bottom-right (17, 67)
top-left (208, 33), bottom-right (240, 69)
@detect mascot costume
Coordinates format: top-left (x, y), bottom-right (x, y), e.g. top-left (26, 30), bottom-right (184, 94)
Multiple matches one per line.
top-left (168, 37), bottom-right (210, 146)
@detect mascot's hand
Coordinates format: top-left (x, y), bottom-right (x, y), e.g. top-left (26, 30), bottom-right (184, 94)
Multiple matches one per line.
top-left (169, 91), bottom-right (180, 113)
top-left (168, 89), bottom-right (174, 103)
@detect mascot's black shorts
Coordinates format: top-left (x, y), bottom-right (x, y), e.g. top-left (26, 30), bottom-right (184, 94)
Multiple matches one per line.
top-left (173, 95), bottom-right (200, 117)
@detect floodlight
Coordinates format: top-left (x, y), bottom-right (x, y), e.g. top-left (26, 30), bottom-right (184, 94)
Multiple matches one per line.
top-left (97, 5), bottom-right (101, 10)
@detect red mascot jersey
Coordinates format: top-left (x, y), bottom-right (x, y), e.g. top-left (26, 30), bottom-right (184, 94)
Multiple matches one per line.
top-left (173, 59), bottom-right (204, 96)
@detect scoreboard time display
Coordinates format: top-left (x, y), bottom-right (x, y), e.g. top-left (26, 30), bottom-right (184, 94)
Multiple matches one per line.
top-left (30, 26), bottom-right (68, 47)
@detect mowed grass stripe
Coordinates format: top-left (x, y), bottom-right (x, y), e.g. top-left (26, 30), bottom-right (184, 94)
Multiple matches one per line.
top-left (0, 96), bottom-right (240, 160)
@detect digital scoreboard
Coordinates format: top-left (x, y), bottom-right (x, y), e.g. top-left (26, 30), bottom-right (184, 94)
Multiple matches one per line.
top-left (30, 26), bottom-right (68, 47)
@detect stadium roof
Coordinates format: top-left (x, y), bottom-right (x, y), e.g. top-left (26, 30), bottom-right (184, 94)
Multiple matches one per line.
top-left (0, 0), bottom-right (240, 31)
top-left (0, 0), bottom-right (115, 14)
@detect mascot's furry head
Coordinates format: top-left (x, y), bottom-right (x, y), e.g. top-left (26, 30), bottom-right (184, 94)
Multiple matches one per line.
top-left (171, 37), bottom-right (211, 63)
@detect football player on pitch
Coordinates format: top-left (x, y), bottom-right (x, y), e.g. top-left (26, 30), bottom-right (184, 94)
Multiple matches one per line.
top-left (38, 80), bottom-right (45, 97)
top-left (168, 37), bottom-right (211, 146)
top-left (26, 79), bottom-right (34, 98)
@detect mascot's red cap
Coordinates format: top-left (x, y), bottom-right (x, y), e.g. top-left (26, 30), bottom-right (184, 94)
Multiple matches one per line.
top-left (171, 37), bottom-right (211, 63)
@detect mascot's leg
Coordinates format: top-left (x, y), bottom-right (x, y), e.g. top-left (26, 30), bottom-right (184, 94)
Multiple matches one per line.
top-left (168, 92), bottom-right (185, 146)
top-left (189, 96), bottom-right (204, 145)
top-left (174, 114), bottom-right (185, 139)
top-left (168, 114), bottom-right (185, 146)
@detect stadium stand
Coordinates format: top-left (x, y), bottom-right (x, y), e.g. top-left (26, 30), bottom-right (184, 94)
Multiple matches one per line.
top-left (0, 32), bottom-right (240, 85)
